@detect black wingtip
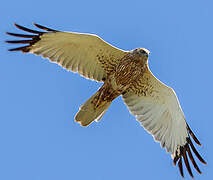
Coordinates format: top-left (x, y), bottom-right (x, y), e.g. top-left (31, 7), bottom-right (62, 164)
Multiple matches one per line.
top-left (173, 156), bottom-right (178, 166)
top-left (186, 144), bottom-right (202, 174)
top-left (6, 23), bottom-right (59, 53)
top-left (187, 138), bottom-right (207, 165)
top-left (14, 23), bottom-right (44, 34)
top-left (33, 23), bottom-right (57, 32)
top-left (182, 146), bottom-right (194, 178)
top-left (6, 32), bottom-right (35, 38)
top-left (186, 123), bottom-right (201, 146)
top-left (178, 157), bottom-right (184, 178)
top-left (5, 40), bottom-right (33, 44)
top-left (173, 136), bottom-right (206, 178)
top-left (7, 45), bottom-right (30, 52)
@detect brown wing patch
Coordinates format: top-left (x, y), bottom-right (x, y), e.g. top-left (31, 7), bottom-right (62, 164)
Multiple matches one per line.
top-left (96, 49), bottom-right (123, 75)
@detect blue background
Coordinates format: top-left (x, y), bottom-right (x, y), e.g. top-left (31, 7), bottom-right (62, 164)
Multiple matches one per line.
top-left (1, 0), bottom-right (212, 179)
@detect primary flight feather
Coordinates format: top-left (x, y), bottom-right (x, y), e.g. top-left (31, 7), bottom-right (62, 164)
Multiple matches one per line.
top-left (6, 23), bottom-right (206, 178)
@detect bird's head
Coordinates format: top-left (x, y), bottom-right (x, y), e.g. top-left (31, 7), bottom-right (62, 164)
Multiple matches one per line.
top-left (132, 48), bottom-right (150, 65)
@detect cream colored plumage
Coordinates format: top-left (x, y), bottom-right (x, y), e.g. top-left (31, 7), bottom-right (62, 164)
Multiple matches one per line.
top-left (24, 28), bottom-right (127, 81)
top-left (6, 23), bottom-right (206, 178)
top-left (123, 70), bottom-right (188, 155)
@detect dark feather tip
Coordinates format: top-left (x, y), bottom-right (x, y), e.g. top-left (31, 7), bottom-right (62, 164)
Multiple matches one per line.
top-left (6, 32), bottom-right (35, 38)
top-left (5, 40), bottom-right (33, 44)
top-left (178, 157), bottom-right (184, 178)
top-left (187, 123), bottom-right (201, 146)
top-left (14, 23), bottom-right (44, 34)
top-left (33, 23), bottom-right (57, 32)
top-left (8, 45), bottom-right (30, 52)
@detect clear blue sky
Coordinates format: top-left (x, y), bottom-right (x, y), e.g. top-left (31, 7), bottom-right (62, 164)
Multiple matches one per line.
top-left (1, 0), bottom-right (212, 179)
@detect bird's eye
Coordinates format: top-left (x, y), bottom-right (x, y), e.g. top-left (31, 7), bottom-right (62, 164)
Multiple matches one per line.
top-left (140, 50), bottom-right (146, 54)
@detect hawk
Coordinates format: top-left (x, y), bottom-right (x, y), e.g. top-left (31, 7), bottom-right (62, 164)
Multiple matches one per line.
top-left (6, 23), bottom-right (206, 178)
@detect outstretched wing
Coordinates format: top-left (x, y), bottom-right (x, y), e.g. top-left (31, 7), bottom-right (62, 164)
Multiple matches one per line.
top-left (122, 70), bottom-right (206, 178)
top-left (6, 23), bottom-right (127, 81)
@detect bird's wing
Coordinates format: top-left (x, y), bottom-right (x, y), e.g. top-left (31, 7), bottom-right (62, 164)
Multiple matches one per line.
top-left (6, 23), bottom-right (128, 81)
top-left (122, 70), bottom-right (206, 178)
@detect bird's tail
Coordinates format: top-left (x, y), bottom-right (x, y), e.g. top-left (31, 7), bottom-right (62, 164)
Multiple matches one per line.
top-left (75, 90), bottom-right (112, 126)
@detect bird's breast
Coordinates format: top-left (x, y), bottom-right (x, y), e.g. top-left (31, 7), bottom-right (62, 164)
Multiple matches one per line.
top-left (114, 55), bottom-right (147, 88)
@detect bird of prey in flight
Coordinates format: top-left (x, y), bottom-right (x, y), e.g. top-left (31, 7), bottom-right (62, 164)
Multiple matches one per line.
top-left (6, 23), bottom-right (206, 178)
